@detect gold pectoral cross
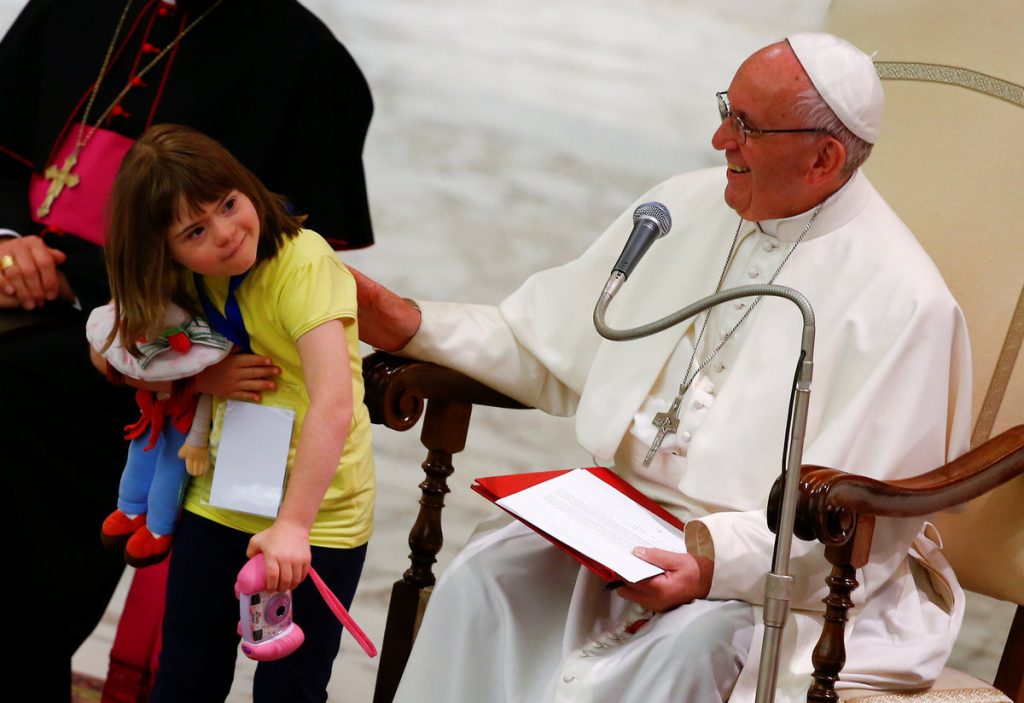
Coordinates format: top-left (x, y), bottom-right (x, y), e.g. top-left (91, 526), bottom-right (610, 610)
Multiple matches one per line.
top-left (36, 153), bottom-right (81, 218)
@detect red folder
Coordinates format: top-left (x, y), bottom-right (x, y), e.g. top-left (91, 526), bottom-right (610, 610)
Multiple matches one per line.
top-left (472, 467), bottom-right (686, 583)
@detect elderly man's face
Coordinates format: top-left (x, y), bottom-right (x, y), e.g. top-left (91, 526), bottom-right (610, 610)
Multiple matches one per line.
top-left (711, 44), bottom-right (823, 221)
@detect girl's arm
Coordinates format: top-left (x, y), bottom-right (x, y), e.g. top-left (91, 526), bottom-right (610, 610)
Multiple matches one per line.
top-left (89, 345), bottom-right (280, 401)
top-left (89, 346), bottom-right (173, 393)
top-left (246, 318), bottom-right (353, 592)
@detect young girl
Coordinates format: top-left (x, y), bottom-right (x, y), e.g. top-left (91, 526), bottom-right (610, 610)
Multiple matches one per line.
top-left (102, 123), bottom-right (375, 701)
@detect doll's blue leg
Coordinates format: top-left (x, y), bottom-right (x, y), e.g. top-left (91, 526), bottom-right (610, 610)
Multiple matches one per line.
top-left (118, 436), bottom-right (159, 516)
top-left (146, 424), bottom-right (190, 536)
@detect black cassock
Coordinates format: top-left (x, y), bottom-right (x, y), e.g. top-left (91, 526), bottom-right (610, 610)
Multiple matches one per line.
top-left (0, 1), bottom-right (374, 696)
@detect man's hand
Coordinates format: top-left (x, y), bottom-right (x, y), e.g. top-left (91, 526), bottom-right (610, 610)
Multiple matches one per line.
top-left (195, 353), bottom-right (280, 402)
top-left (0, 235), bottom-right (70, 309)
top-left (617, 548), bottom-right (714, 612)
top-left (348, 265), bottom-right (421, 352)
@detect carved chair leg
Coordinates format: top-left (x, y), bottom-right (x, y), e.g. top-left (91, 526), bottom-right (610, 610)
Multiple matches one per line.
top-left (807, 563), bottom-right (857, 700)
top-left (373, 399), bottom-right (472, 703)
top-left (994, 604), bottom-right (1023, 702)
top-left (802, 512), bottom-right (875, 703)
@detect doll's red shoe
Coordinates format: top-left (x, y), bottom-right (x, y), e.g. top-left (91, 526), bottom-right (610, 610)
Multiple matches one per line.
top-left (124, 528), bottom-right (173, 568)
top-left (101, 510), bottom-right (147, 552)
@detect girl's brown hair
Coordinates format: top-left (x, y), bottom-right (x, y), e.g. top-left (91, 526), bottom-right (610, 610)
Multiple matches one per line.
top-left (104, 123), bottom-right (305, 355)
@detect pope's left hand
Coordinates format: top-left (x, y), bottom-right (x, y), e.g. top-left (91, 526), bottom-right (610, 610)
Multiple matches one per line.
top-left (616, 547), bottom-right (714, 612)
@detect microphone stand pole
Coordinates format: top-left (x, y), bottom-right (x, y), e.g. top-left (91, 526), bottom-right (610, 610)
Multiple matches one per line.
top-left (594, 272), bottom-right (814, 703)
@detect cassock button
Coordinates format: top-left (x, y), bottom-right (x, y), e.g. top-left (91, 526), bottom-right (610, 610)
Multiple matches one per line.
top-left (142, 42), bottom-right (160, 54)
top-left (563, 675), bottom-right (577, 683)
top-left (748, 268), bottom-right (760, 278)
top-left (591, 641), bottom-right (605, 649)
top-left (715, 362), bottom-right (726, 373)
top-left (763, 240), bottom-right (777, 252)
top-left (734, 301), bottom-right (746, 310)
top-left (680, 431), bottom-right (692, 441)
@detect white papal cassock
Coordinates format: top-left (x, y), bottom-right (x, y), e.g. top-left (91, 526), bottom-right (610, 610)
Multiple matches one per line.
top-left (393, 167), bottom-right (972, 702)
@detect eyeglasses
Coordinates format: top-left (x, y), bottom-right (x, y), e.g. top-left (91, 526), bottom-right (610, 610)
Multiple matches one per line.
top-left (716, 91), bottom-right (831, 144)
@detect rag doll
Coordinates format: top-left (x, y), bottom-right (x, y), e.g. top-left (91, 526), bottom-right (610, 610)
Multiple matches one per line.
top-left (87, 302), bottom-right (230, 566)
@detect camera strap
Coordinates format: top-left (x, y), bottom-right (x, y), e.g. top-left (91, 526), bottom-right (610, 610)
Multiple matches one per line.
top-left (308, 566), bottom-right (378, 657)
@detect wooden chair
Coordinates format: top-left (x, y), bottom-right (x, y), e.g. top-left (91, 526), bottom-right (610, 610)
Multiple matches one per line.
top-left (809, 0), bottom-right (1024, 699)
top-left (362, 352), bottom-right (527, 703)
top-left (768, 429), bottom-right (1024, 703)
top-left (364, 352), bottom-right (1022, 703)
top-left (364, 2), bottom-right (1024, 701)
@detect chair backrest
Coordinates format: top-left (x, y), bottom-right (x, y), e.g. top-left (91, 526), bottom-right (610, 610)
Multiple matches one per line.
top-left (823, 0), bottom-right (1024, 603)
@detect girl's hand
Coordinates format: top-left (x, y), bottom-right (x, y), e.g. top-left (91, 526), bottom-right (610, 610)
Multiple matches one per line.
top-left (195, 353), bottom-right (280, 402)
top-left (246, 519), bottom-right (311, 593)
top-left (0, 235), bottom-right (69, 309)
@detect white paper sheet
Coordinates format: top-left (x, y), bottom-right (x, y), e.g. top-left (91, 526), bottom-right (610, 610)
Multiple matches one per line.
top-left (209, 400), bottom-right (295, 518)
top-left (496, 469), bottom-right (686, 583)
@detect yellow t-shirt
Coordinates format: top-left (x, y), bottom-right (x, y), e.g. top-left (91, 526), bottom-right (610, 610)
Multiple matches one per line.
top-left (183, 229), bottom-right (374, 549)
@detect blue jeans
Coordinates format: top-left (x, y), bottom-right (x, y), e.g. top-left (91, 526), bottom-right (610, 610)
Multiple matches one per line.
top-left (151, 511), bottom-right (367, 703)
top-left (117, 424), bottom-right (189, 535)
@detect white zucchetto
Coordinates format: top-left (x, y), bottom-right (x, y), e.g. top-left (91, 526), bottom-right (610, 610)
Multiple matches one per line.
top-left (786, 32), bottom-right (884, 144)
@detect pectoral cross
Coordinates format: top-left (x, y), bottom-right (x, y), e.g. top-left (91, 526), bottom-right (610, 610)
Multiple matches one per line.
top-left (36, 153), bottom-right (81, 218)
top-left (643, 394), bottom-right (684, 466)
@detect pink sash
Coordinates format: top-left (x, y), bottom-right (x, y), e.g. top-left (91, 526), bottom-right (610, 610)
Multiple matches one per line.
top-left (29, 124), bottom-right (134, 245)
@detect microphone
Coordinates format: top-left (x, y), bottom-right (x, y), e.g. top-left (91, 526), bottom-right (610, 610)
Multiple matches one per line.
top-left (611, 201), bottom-right (672, 278)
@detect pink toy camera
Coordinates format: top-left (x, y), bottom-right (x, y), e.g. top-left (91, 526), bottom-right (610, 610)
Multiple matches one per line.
top-left (235, 554), bottom-right (305, 661)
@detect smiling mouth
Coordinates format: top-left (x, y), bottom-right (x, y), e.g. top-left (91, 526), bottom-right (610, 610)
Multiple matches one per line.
top-left (223, 238), bottom-right (244, 261)
top-left (728, 164), bottom-right (751, 174)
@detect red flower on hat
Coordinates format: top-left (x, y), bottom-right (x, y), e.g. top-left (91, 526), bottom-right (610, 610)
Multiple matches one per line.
top-left (168, 331), bottom-right (192, 354)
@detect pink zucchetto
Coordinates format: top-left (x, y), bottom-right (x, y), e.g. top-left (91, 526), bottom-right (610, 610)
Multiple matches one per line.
top-left (786, 32), bottom-right (884, 144)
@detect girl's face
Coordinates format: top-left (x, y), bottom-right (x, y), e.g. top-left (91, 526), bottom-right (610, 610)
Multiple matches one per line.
top-left (167, 190), bottom-right (260, 277)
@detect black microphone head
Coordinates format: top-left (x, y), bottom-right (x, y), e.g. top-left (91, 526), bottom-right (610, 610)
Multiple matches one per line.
top-left (632, 201), bottom-right (671, 237)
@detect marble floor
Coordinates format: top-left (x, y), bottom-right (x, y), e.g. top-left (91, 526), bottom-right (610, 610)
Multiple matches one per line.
top-left (0, 0), bottom-right (1014, 700)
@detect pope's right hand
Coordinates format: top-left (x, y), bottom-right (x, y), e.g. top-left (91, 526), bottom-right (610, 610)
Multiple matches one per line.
top-left (348, 265), bottom-right (421, 352)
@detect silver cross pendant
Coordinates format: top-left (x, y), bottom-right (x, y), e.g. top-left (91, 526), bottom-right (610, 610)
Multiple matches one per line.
top-left (643, 395), bottom-right (683, 466)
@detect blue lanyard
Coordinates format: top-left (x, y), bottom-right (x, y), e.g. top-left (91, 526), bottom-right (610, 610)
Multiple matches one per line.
top-left (194, 271), bottom-right (251, 353)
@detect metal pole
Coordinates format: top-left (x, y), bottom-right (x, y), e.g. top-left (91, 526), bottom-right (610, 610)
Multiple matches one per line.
top-left (594, 282), bottom-right (815, 703)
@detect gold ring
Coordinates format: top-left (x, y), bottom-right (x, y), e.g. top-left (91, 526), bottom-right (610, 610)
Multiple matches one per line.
top-left (0, 254), bottom-right (14, 271)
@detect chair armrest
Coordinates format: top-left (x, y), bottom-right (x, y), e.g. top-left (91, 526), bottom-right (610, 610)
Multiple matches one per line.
top-left (769, 425), bottom-right (1024, 546)
top-left (362, 351), bottom-right (528, 432)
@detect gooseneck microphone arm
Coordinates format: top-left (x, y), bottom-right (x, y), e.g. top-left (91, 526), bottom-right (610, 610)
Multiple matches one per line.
top-left (594, 222), bottom-right (815, 703)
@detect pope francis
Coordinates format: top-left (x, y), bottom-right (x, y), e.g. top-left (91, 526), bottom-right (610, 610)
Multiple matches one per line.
top-left (356, 32), bottom-right (971, 703)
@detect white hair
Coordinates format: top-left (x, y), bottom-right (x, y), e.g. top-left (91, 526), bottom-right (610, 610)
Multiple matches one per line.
top-left (793, 87), bottom-right (873, 174)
